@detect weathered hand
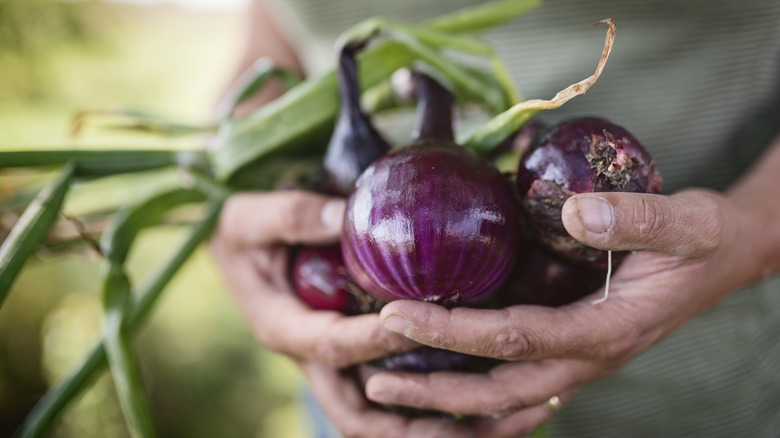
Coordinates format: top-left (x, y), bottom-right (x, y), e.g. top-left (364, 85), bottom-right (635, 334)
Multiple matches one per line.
top-left (298, 360), bottom-right (476, 438)
top-left (211, 190), bottom-right (417, 368)
top-left (364, 189), bottom-right (762, 436)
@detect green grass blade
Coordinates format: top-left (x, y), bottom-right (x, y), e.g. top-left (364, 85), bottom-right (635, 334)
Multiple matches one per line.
top-left (102, 188), bottom-right (207, 265)
top-left (13, 197), bottom-right (224, 438)
top-left (0, 162), bottom-right (76, 307)
top-left (425, 0), bottom-right (540, 33)
top-left (101, 265), bottom-right (157, 438)
top-left (0, 150), bottom-right (202, 177)
top-left (72, 108), bottom-right (215, 138)
top-left (216, 58), bottom-right (302, 120)
top-left (211, 41), bottom-right (416, 182)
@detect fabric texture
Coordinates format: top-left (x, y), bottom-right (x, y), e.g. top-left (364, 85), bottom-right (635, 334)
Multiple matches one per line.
top-left (266, 0), bottom-right (780, 436)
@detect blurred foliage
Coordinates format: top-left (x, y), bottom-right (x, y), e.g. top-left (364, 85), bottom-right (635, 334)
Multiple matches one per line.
top-left (0, 0), bottom-right (103, 101)
top-left (0, 1), bottom-right (308, 437)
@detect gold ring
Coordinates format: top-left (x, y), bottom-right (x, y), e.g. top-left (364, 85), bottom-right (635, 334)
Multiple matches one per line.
top-left (545, 395), bottom-right (563, 413)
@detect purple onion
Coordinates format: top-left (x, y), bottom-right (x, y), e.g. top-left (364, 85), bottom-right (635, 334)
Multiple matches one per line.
top-left (291, 245), bottom-right (360, 313)
top-left (341, 74), bottom-right (518, 305)
top-left (517, 117), bottom-right (662, 265)
top-left (356, 346), bottom-right (498, 417)
top-left (498, 239), bottom-right (606, 307)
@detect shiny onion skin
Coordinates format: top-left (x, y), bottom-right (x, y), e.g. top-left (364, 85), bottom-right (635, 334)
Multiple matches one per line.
top-left (291, 245), bottom-right (360, 313)
top-left (342, 74), bottom-right (518, 305)
top-left (516, 117), bottom-right (662, 266)
top-left (341, 143), bottom-right (519, 304)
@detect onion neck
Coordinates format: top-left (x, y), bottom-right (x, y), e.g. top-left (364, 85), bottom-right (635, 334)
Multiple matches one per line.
top-left (337, 43), bottom-right (365, 121)
top-left (322, 42), bottom-right (390, 196)
top-left (411, 72), bottom-right (454, 144)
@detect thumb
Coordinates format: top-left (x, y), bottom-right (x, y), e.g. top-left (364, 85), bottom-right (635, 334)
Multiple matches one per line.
top-left (219, 191), bottom-right (346, 247)
top-left (561, 190), bottom-right (723, 258)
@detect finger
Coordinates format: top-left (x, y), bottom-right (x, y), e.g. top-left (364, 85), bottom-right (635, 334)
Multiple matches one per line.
top-left (470, 388), bottom-right (579, 438)
top-left (365, 359), bottom-right (588, 418)
top-left (225, 252), bottom-right (417, 368)
top-left (300, 362), bottom-right (475, 438)
top-left (379, 300), bottom-right (634, 361)
top-left (218, 191), bottom-right (345, 247)
top-left (560, 190), bottom-right (723, 258)
top-left (262, 295), bottom-right (419, 368)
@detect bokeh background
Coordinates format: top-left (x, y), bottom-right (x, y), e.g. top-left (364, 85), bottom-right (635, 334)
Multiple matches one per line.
top-left (0, 1), bottom-right (307, 437)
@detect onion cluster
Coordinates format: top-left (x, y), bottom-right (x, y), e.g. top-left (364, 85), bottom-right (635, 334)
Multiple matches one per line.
top-left (289, 34), bottom-right (662, 419)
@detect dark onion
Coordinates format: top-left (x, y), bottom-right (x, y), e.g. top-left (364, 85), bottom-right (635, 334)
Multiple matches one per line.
top-left (322, 41), bottom-right (391, 197)
top-left (356, 346), bottom-right (498, 417)
top-left (499, 240), bottom-right (606, 307)
top-left (516, 117), bottom-right (662, 265)
top-left (341, 74), bottom-right (518, 305)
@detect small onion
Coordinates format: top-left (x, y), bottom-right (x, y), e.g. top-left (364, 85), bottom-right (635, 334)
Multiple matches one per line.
top-left (499, 239), bottom-right (606, 307)
top-left (517, 116), bottom-right (662, 265)
top-left (291, 245), bottom-right (359, 313)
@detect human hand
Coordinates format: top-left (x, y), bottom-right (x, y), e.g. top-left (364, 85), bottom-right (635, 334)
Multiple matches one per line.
top-left (363, 189), bottom-right (762, 436)
top-left (298, 360), bottom-right (478, 438)
top-left (211, 190), bottom-right (417, 368)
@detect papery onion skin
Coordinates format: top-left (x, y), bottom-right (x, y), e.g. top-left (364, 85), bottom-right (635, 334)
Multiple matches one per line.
top-left (517, 117), bottom-right (662, 265)
top-left (341, 142), bottom-right (519, 305)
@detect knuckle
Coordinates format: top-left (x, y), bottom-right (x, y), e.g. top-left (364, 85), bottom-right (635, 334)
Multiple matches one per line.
top-left (489, 327), bottom-right (536, 360)
top-left (256, 329), bottom-right (283, 354)
top-left (631, 196), bottom-right (668, 241)
top-left (340, 421), bottom-right (367, 438)
top-left (599, 329), bottom-right (639, 361)
top-left (314, 340), bottom-right (351, 368)
top-left (280, 192), bottom-right (311, 237)
top-left (692, 195), bottom-right (724, 255)
top-left (484, 391), bottom-right (528, 417)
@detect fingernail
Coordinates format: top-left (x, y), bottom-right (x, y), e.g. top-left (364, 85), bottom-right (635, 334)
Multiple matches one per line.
top-left (576, 196), bottom-right (613, 233)
top-left (320, 199), bottom-right (345, 233)
top-left (382, 315), bottom-right (411, 335)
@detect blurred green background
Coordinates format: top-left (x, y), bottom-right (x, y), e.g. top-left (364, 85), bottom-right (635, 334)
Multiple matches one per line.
top-left (0, 1), bottom-right (308, 437)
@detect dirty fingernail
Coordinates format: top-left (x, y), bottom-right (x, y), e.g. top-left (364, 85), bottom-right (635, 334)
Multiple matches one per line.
top-left (382, 315), bottom-right (411, 335)
top-left (577, 196), bottom-right (613, 233)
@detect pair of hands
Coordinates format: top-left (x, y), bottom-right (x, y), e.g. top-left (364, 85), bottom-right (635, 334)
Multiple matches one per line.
top-left (211, 187), bottom-right (757, 437)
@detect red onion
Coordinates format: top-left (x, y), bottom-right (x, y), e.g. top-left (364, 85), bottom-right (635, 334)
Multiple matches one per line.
top-left (291, 245), bottom-right (361, 313)
top-left (516, 117), bottom-right (662, 265)
top-left (357, 346), bottom-right (498, 417)
top-left (341, 74), bottom-right (518, 305)
top-left (499, 239), bottom-right (606, 307)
